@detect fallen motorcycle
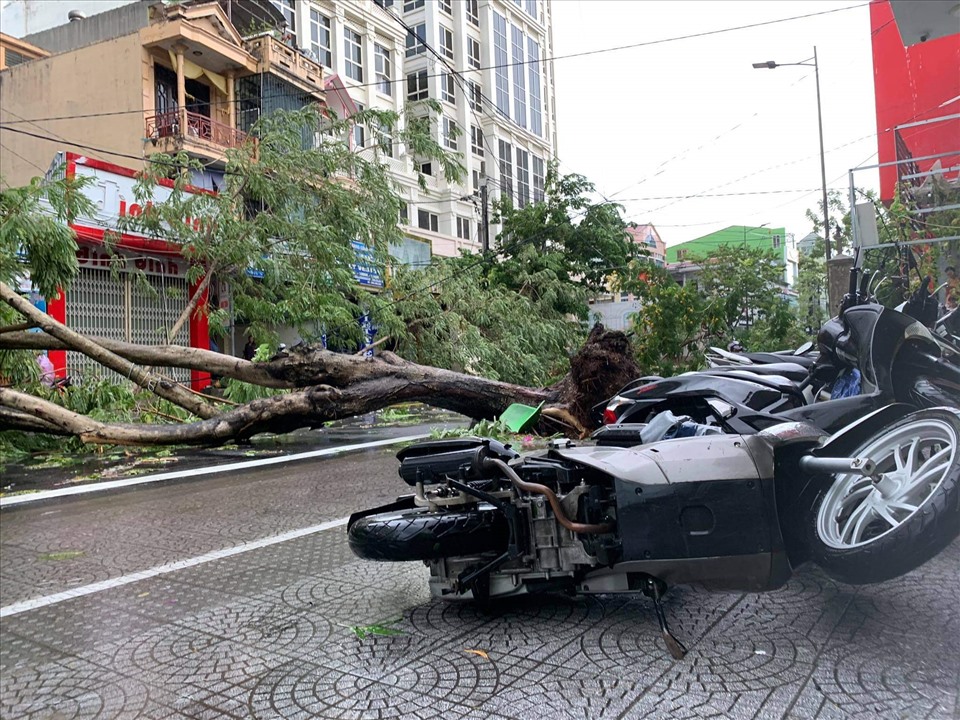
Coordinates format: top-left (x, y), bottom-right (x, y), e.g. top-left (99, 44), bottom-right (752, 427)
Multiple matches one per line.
top-left (347, 265), bottom-right (960, 659)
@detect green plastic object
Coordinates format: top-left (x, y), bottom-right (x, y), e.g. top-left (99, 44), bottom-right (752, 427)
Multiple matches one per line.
top-left (500, 402), bottom-right (544, 433)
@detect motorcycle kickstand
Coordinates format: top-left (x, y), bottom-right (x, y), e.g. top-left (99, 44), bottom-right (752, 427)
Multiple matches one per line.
top-left (641, 576), bottom-right (687, 660)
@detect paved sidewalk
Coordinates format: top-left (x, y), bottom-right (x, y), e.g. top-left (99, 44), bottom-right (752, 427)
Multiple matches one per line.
top-left (2, 443), bottom-right (958, 719)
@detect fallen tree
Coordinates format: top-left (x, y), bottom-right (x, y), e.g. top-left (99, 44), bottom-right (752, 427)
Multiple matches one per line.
top-left (0, 314), bottom-right (640, 445)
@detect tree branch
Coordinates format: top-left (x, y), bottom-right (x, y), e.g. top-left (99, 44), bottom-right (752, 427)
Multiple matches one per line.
top-left (0, 282), bottom-right (217, 419)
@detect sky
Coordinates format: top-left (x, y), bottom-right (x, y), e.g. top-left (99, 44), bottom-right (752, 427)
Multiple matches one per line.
top-left (549, 0), bottom-right (880, 246)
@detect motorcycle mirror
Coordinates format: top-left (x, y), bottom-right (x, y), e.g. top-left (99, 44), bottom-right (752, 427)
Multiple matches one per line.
top-left (794, 341), bottom-right (814, 356)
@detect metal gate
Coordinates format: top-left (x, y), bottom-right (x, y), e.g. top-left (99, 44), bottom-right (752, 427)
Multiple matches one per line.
top-left (66, 266), bottom-right (191, 383)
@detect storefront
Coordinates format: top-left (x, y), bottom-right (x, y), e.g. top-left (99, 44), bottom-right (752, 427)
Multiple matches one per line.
top-left (47, 153), bottom-right (215, 389)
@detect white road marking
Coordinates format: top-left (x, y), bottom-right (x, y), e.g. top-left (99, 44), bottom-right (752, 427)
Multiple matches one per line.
top-left (1, 434), bottom-right (429, 509)
top-left (0, 516), bottom-right (349, 618)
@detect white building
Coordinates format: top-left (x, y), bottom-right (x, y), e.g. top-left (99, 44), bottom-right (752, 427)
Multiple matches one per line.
top-left (278, 0), bottom-right (557, 256)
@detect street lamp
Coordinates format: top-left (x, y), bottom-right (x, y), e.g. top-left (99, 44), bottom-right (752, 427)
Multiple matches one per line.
top-left (753, 47), bottom-right (831, 261)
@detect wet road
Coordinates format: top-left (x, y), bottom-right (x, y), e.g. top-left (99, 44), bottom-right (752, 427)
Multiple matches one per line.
top-left (2, 438), bottom-right (959, 719)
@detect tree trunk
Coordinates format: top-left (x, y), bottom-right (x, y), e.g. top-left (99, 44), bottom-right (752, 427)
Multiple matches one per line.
top-left (0, 319), bottom-right (640, 446)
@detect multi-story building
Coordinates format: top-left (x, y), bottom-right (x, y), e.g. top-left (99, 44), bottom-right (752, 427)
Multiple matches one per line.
top-left (273, 0), bottom-right (556, 255)
top-left (0, 0), bottom-right (328, 385)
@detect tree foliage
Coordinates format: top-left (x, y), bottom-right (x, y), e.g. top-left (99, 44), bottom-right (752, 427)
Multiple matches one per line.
top-left (490, 166), bottom-right (644, 320)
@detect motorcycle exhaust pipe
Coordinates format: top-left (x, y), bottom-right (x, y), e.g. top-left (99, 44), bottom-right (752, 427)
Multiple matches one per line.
top-left (483, 458), bottom-right (614, 535)
top-left (798, 455), bottom-right (876, 479)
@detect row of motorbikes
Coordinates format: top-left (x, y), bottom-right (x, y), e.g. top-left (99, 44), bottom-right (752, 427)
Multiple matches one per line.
top-left (347, 256), bottom-right (960, 658)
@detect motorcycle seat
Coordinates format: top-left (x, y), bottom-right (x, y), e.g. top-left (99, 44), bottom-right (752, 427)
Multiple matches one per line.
top-left (706, 362), bottom-right (809, 382)
top-left (742, 351), bottom-right (817, 368)
top-left (699, 369), bottom-right (804, 397)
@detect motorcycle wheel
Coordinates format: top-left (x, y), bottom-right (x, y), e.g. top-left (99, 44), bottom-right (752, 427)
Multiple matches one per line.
top-left (808, 407), bottom-right (960, 585)
top-left (348, 506), bottom-right (509, 561)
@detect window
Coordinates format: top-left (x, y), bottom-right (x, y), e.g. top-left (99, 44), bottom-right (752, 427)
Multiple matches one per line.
top-left (438, 0), bottom-right (452, 15)
top-left (471, 125), bottom-right (483, 156)
top-left (466, 0), bottom-right (479, 26)
top-left (418, 209), bottom-right (439, 232)
top-left (344, 28), bottom-right (363, 82)
top-left (405, 23), bottom-right (426, 58)
top-left (399, 203), bottom-right (408, 224)
top-left (403, 0), bottom-right (424, 10)
top-left (439, 25), bottom-right (454, 60)
top-left (525, 0), bottom-right (537, 18)
top-left (375, 120), bottom-right (393, 157)
top-left (457, 216), bottom-right (471, 240)
top-left (773, 234), bottom-right (782, 249)
top-left (407, 69), bottom-right (428, 100)
top-left (310, 10), bottom-right (332, 67)
top-left (443, 116), bottom-right (458, 150)
top-left (374, 0), bottom-right (394, 8)
top-left (516, 149), bottom-right (530, 208)
top-left (472, 163), bottom-right (485, 191)
top-left (498, 139), bottom-right (513, 202)
top-left (441, 73), bottom-right (455, 104)
top-left (528, 37), bottom-right (542, 136)
top-left (492, 14), bottom-right (509, 117)
top-left (468, 81), bottom-right (482, 112)
top-left (353, 103), bottom-right (365, 148)
top-left (532, 155), bottom-right (545, 202)
top-left (511, 26), bottom-right (527, 128)
top-left (467, 37), bottom-right (481, 70)
top-left (271, 0), bottom-right (295, 31)
top-left (374, 44), bottom-right (392, 95)
top-left (418, 160), bottom-right (433, 176)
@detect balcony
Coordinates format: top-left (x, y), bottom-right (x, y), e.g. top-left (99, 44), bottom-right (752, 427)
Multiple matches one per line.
top-left (243, 33), bottom-right (325, 98)
top-left (146, 109), bottom-right (248, 159)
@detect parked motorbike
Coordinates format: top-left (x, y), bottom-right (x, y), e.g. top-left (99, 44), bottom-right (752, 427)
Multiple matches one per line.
top-left (347, 263), bottom-right (960, 659)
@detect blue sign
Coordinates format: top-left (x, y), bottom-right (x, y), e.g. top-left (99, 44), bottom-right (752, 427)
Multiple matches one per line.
top-left (350, 240), bottom-right (384, 288)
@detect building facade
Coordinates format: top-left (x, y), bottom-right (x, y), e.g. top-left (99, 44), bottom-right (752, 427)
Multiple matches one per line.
top-left (626, 223), bottom-right (665, 267)
top-left (274, 0), bottom-right (557, 254)
top-left (0, 0), bottom-right (328, 385)
top-left (666, 225), bottom-right (797, 288)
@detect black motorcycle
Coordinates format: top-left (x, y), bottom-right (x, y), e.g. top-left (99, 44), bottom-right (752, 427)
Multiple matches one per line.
top-left (347, 266), bottom-right (960, 658)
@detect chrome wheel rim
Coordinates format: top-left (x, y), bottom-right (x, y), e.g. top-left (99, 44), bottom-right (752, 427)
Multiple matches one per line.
top-left (816, 418), bottom-right (956, 549)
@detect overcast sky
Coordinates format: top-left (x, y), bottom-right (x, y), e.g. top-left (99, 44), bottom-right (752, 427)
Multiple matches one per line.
top-left (550, 0), bottom-right (879, 245)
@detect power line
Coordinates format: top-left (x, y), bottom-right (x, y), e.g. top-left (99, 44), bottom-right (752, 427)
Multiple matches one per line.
top-left (0, 2), bottom-right (867, 129)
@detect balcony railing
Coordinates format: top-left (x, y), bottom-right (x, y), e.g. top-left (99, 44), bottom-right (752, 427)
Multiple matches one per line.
top-left (146, 110), bottom-right (247, 149)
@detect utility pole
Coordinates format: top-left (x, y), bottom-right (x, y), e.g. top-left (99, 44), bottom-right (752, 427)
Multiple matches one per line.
top-left (480, 183), bottom-right (490, 253)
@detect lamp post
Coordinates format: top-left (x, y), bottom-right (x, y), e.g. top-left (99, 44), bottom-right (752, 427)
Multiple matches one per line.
top-left (753, 47), bottom-right (831, 261)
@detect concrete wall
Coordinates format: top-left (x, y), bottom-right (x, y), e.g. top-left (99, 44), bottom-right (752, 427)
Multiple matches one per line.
top-left (0, 32), bottom-right (146, 186)
top-left (3, 0), bottom-right (147, 43)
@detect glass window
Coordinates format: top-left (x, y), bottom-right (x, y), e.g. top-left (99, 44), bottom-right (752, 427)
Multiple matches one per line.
top-left (375, 120), bottom-right (393, 157)
top-left (441, 73), bottom-right (456, 104)
top-left (528, 37), bottom-right (542, 136)
top-left (344, 28), bottom-right (363, 82)
top-left (439, 25), bottom-right (454, 60)
top-left (516, 148), bottom-right (530, 207)
top-left (438, 0), bottom-right (452, 15)
top-left (375, 44), bottom-right (392, 95)
top-left (418, 209), bottom-right (438, 232)
top-left (271, 0), bottom-right (295, 31)
top-left (403, 0), bottom-right (424, 10)
top-left (471, 125), bottom-right (483, 157)
top-left (492, 15), bottom-right (509, 117)
top-left (443, 116), bottom-right (458, 150)
top-left (468, 81), bottom-right (482, 112)
top-left (353, 103), bottom-right (365, 148)
top-left (511, 26), bottom-right (526, 128)
top-left (498, 139), bottom-right (513, 202)
top-left (407, 69), bottom-right (428, 101)
top-left (309, 10), bottom-right (332, 67)
top-left (466, 0), bottom-right (479, 26)
top-left (406, 23), bottom-right (426, 58)
top-left (457, 216), bottom-right (471, 240)
top-left (467, 36), bottom-right (481, 70)
top-left (532, 155), bottom-right (545, 202)
top-left (525, 0), bottom-right (537, 18)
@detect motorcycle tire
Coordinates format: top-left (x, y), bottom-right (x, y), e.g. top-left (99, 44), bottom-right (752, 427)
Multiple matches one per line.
top-left (348, 506), bottom-right (509, 561)
top-left (807, 407), bottom-right (960, 585)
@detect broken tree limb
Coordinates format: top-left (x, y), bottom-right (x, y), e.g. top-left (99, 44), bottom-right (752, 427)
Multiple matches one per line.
top-left (0, 282), bottom-right (217, 419)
